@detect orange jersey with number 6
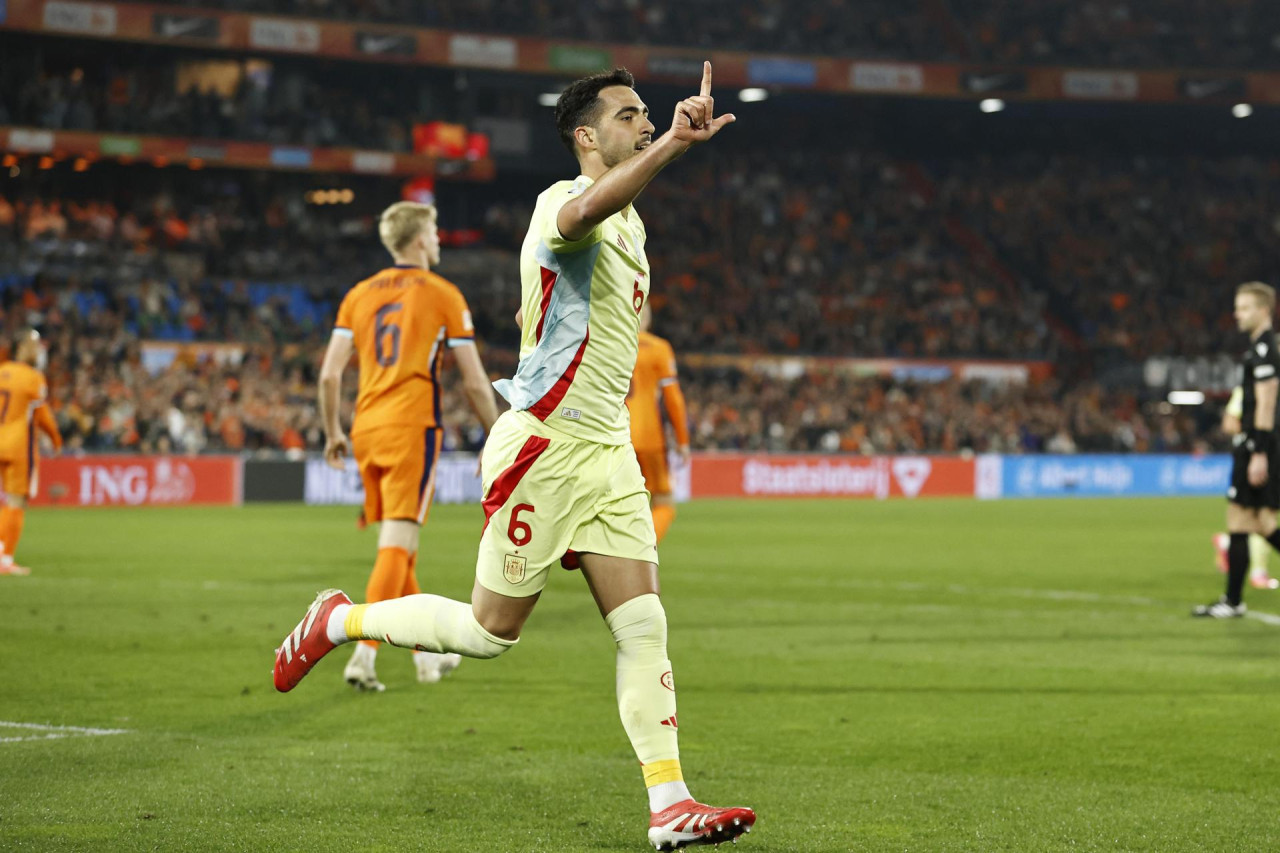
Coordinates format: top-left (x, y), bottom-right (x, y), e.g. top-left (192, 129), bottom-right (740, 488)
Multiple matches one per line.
top-left (335, 265), bottom-right (475, 435)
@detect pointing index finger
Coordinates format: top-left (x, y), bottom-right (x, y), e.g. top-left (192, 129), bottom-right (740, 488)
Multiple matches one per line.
top-left (701, 61), bottom-right (712, 97)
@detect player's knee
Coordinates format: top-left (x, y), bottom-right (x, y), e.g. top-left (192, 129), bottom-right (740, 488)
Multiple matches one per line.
top-left (468, 611), bottom-right (517, 658)
top-left (604, 593), bottom-right (667, 658)
top-left (378, 519), bottom-right (419, 551)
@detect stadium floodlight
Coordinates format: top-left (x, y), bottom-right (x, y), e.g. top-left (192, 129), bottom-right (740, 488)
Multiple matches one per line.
top-left (1168, 391), bottom-right (1206, 405)
top-left (538, 93), bottom-right (560, 107)
top-left (979, 98), bottom-right (1005, 113)
top-left (738, 88), bottom-right (769, 103)
top-left (1232, 103), bottom-right (1253, 118)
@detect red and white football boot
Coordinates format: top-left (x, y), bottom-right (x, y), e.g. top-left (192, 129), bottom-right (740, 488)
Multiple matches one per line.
top-left (1213, 533), bottom-right (1229, 573)
top-left (273, 589), bottom-right (352, 692)
top-left (648, 799), bottom-right (756, 850)
top-left (1250, 570), bottom-right (1280, 590)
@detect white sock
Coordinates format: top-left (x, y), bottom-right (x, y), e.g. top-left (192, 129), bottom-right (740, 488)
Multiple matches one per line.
top-left (346, 594), bottom-right (515, 659)
top-left (327, 604), bottom-right (352, 644)
top-left (350, 642), bottom-right (376, 666)
top-left (648, 780), bottom-right (693, 813)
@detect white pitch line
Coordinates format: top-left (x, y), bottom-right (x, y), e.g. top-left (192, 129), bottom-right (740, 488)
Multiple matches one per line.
top-left (0, 721), bottom-right (131, 744)
top-left (1246, 610), bottom-right (1280, 627)
top-left (687, 569), bottom-right (1280, 626)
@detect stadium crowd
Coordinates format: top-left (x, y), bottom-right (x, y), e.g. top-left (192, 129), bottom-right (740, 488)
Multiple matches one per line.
top-left (144, 0), bottom-right (1280, 68)
top-left (0, 40), bottom-right (436, 151)
top-left (680, 366), bottom-right (1207, 455)
top-left (2, 141), bottom-right (1264, 456)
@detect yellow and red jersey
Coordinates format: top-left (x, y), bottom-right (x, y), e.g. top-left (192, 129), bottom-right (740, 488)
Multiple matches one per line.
top-left (627, 331), bottom-right (688, 454)
top-left (335, 265), bottom-right (474, 435)
top-left (497, 175), bottom-right (650, 445)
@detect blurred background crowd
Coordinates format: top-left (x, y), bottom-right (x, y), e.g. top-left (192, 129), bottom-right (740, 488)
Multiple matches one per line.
top-left (1, 4), bottom-right (1273, 458)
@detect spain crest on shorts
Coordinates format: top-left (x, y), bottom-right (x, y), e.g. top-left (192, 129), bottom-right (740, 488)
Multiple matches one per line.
top-left (503, 554), bottom-right (527, 584)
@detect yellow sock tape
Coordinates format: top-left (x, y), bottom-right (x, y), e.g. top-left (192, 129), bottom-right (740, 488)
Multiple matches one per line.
top-left (642, 759), bottom-right (684, 787)
top-left (344, 604), bottom-right (369, 641)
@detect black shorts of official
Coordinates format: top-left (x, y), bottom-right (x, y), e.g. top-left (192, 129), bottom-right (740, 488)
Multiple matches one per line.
top-left (1228, 446), bottom-right (1280, 509)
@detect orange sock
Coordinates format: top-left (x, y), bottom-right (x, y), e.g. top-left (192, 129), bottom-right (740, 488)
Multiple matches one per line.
top-left (360, 546), bottom-right (411, 649)
top-left (401, 552), bottom-right (420, 597)
top-left (2, 507), bottom-right (25, 560)
top-left (0, 506), bottom-right (12, 557)
top-left (652, 504), bottom-right (676, 545)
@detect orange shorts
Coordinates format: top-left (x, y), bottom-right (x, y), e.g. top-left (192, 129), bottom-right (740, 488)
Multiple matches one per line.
top-left (0, 426), bottom-right (35, 498)
top-left (352, 425), bottom-right (443, 524)
top-left (634, 448), bottom-right (671, 497)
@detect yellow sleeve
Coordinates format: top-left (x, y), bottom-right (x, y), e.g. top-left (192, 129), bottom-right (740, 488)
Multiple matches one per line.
top-left (1227, 386), bottom-right (1244, 419)
top-left (539, 182), bottom-right (603, 254)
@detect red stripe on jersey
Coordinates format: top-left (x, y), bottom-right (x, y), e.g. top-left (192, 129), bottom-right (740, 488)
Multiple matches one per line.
top-left (481, 435), bottom-right (551, 534)
top-left (527, 331), bottom-right (589, 421)
top-left (535, 266), bottom-right (557, 344)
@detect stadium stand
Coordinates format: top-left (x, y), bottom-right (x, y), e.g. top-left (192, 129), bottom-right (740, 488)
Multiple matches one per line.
top-left (143, 0), bottom-right (1280, 67)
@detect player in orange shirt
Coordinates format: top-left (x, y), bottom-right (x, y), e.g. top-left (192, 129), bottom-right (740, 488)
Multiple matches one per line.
top-left (627, 305), bottom-right (690, 545)
top-left (0, 329), bottom-right (62, 576)
top-left (318, 201), bottom-right (500, 690)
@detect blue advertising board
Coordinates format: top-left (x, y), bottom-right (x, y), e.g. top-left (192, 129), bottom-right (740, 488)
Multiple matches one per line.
top-left (985, 454), bottom-right (1231, 499)
top-left (746, 58), bottom-right (817, 87)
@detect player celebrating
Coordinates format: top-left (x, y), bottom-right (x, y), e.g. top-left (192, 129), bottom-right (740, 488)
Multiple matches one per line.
top-left (1196, 282), bottom-right (1280, 617)
top-left (0, 329), bottom-right (61, 576)
top-left (276, 64), bottom-right (757, 849)
top-left (318, 201), bottom-right (500, 690)
top-left (628, 304), bottom-right (690, 545)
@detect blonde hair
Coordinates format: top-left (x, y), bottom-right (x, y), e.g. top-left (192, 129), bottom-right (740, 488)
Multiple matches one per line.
top-left (378, 201), bottom-right (437, 255)
top-left (1238, 281), bottom-right (1276, 313)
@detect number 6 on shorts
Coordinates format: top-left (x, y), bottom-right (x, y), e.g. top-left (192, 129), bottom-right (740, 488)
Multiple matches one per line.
top-left (508, 504), bottom-right (535, 546)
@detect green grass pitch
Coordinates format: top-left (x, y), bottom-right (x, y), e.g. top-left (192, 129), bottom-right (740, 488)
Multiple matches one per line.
top-left (1, 497), bottom-right (1278, 852)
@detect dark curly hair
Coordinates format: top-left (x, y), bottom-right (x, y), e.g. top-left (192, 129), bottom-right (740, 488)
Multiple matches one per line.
top-left (553, 68), bottom-right (637, 157)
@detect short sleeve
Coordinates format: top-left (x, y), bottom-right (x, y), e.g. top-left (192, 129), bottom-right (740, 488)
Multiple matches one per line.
top-left (1256, 339), bottom-right (1280, 381)
top-left (540, 181), bottom-right (603, 254)
top-left (334, 287), bottom-right (357, 335)
top-left (444, 286), bottom-right (475, 348)
top-left (658, 340), bottom-right (679, 383)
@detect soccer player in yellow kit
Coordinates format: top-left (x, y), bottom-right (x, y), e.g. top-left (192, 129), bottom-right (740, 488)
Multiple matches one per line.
top-left (628, 304), bottom-right (690, 544)
top-left (0, 329), bottom-right (61, 576)
top-left (275, 64), bottom-right (757, 849)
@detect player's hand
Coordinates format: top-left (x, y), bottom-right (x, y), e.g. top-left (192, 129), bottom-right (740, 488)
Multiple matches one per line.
top-left (514, 308), bottom-right (524, 330)
top-left (674, 444), bottom-right (691, 467)
top-left (1249, 452), bottom-right (1269, 487)
top-left (474, 444), bottom-right (485, 477)
top-left (669, 62), bottom-right (735, 146)
top-left (324, 433), bottom-right (351, 470)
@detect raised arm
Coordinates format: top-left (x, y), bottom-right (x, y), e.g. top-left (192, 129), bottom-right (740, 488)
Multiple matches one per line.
top-left (558, 62), bottom-right (736, 242)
